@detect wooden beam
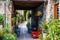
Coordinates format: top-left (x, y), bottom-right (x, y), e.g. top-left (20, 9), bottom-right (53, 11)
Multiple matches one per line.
top-left (13, 0), bottom-right (45, 1)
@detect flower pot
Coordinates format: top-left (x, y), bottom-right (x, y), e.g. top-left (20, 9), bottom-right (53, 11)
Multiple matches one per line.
top-left (31, 31), bottom-right (39, 38)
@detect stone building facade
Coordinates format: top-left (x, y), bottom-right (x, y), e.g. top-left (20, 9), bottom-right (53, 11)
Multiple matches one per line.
top-left (45, 0), bottom-right (60, 21)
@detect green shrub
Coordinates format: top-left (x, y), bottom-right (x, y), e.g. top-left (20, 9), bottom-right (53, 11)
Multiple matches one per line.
top-left (40, 17), bottom-right (60, 40)
top-left (3, 33), bottom-right (17, 40)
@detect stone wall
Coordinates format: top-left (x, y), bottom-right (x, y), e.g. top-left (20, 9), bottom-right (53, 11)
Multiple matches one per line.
top-left (45, 0), bottom-right (59, 21)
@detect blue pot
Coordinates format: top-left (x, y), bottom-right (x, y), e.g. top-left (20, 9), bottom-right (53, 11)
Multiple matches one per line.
top-left (15, 27), bottom-right (20, 37)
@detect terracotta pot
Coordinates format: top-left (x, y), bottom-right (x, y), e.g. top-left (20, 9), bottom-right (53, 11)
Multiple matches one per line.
top-left (0, 37), bottom-right (2, 40)
top-left (0, 22), bottom-right (3, 25)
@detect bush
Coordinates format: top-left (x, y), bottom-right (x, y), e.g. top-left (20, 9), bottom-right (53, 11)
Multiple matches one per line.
top-left (3, 33), bottom-right (17, 40)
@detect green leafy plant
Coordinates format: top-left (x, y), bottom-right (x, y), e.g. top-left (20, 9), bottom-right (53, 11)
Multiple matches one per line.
top-left (48, 18), bottom-right (60, 40)
top-left (0, 14), bottom-right (5, 22)
top-left (56, 36), bottom-right (60, 40)
top-left (20, 16), bottom-right (25, 23)
top-left (42, 21), bottom-right (48, 33)
top-left (40, 17), bottom-right (60, 40)
top-left (4, 23), bottom-right (12, 33)
top-left (26, 22), bottom-right (30, 27)
top-left (12, 17), bottom-right (18, 23)
top-left (3, 33), bottom-right (17, 40)
top-left (3, 23), bottom-right (17, 40)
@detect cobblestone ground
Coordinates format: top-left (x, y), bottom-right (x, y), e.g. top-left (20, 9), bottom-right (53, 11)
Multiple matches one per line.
top-left (17, 33), bottom-right (39, 40)
top-left (17, 21), bottom-right (40, 40)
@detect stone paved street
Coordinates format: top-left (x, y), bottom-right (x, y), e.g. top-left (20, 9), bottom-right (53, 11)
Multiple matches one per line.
top-left (17, 21), bottom-right (40, 40)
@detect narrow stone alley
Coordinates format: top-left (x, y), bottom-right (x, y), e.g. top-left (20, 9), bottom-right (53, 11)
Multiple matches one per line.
top-left (17, 21), bottom-right (39, 40)
top-left (0, 0), bottom-right (59, 40)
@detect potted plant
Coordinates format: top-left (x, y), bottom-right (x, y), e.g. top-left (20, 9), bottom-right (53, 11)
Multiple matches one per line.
top-left (3, 23), bottom-right (17, 40)
top-left (3, 33), bottom-right (17, 40)
top-left (40, 17), bottom-right (60, 40)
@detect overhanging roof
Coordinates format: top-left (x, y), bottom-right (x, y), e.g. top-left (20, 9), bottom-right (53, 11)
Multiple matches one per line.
top-left (13, 0), bottom-right (46, 10)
